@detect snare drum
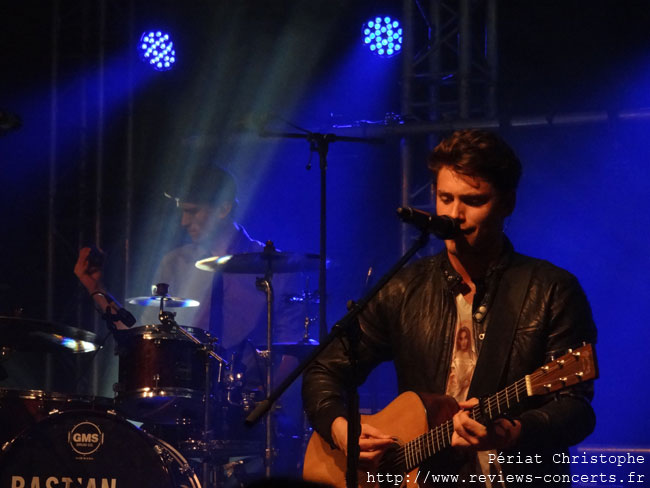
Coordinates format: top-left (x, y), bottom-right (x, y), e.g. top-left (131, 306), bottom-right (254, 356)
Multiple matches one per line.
top-left (0, 409), bottom-right (201, 488)
top-left (114, 325), bottom-right (210, 424)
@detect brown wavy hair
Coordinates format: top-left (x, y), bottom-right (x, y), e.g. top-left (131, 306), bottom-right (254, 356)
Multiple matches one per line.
top-left (428, 129), bottom-right (522, 198)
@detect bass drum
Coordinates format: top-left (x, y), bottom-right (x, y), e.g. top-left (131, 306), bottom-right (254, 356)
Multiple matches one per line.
top-left (0, 388), bottom-right (113, 446)
top-left (0, 410), bottom-right (201, 488)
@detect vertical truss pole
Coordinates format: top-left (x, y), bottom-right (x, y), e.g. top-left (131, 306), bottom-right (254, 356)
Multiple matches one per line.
top-left (124, 0), bottom-right (135, 299)
top-left (46, 0), bottom-right (60, 392)
top-left (486, 0), bottom-right (498, 118)
top-left (401, 0), bottom-right (415, 254)
top-left (429, 0), bottom-right (442, 123)
top-left (458, 0), bottom-right (471, 119)
top-left (92, 0), bottom-right (107, 394)
top-left (77, 1), bottom-right (90, 332)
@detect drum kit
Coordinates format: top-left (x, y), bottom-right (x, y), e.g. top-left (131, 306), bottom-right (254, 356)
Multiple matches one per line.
top-left (0, 249), bottom-right (321, 488)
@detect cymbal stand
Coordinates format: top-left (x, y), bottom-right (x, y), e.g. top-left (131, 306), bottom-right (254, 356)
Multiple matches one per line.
top-left (256, 261), bottom-right (275, 478)
top-left (154, 283), bottom-right (229, 372)
top-left (258, 127), bottom-right (383, 345)
top-left (246, 230), bottom-right (431, 488)
top-left (155, 286), bottom-right (229, 488)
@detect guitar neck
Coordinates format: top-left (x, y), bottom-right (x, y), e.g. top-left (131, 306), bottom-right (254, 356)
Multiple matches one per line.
top-left (303, 344), bottom-right (596, 488)
top-left (398, 377), bottom-right (530, 472)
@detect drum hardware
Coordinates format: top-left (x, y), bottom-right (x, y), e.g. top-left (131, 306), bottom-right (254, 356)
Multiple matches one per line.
top-left (256, 316), bottom-right (320, 362)
top-left (283, 290), bottom-right (320, 304)
top-left (223, 355), bottom-right (247, 407)
top-left (117, 285), bottom-right (228, 430)
top-left (196, 242), bottom-right (282, 477)
top-left (128, 285), bottom-right (233, 488)
top-left (255, 244), bottom-right (276, 479)
top-left (195, 244), bottom-right (323, 479)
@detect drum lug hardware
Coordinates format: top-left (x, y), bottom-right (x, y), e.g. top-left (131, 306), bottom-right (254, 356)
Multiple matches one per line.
top-left (154, 444), bottom-right (175, 465)
top-left (178, 462), bottom-right (194, 476)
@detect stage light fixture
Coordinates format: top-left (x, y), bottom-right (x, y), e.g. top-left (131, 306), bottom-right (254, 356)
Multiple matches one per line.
top-left (138, 30), bottom-right (176, 71)
top-left (362, 16), bottom-right (402, 58)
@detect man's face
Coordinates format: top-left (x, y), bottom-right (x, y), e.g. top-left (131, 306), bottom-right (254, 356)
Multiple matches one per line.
top-left (180, 202), bottom-right (220, 243)
top-left (435, 167), bottom-right (511, 258)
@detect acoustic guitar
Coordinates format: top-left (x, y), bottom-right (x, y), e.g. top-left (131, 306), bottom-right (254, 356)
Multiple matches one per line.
top-left (303, 343), bottom-right (598, 488)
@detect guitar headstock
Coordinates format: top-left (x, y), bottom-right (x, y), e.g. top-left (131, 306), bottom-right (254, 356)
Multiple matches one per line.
top-left (526, 343), bottom-right (598, 397)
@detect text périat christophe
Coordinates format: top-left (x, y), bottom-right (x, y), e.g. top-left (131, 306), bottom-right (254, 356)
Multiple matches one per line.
top-left (489, 451), bottom-right (645, 467)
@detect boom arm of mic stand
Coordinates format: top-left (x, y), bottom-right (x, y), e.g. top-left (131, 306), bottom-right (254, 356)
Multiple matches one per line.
top-left (245, 230), bottom-right (430, 487)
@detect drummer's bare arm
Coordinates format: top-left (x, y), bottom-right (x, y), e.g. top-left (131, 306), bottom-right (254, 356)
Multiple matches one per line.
top-left (74, 247), bottom-right (131, 330)
top-left (74, 247), bottom-right (104, 294)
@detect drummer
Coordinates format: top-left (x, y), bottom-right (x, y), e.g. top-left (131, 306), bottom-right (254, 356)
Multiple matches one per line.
top-left (74, 163), bottom-right (304, 377)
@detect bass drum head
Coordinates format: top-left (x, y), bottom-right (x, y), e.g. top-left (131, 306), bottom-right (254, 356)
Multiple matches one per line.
top-left (0, 388), bottom-right (114, 446)
top-left (0, 410), bottom-right (200, 488)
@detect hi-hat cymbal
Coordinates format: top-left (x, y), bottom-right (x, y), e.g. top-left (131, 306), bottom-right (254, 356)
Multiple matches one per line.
top-left (0, 316), bottom-right (99, 353)
top-left (196, 252), bottom-right (321, 274)
top-left (126, 296), bottom-right (200, 308)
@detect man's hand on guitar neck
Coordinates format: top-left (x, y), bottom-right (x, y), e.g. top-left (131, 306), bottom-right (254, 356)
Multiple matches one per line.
top-left (331, 417), bottom-right (395, 469)
top-left (451, 398), bottom-right (521, 451)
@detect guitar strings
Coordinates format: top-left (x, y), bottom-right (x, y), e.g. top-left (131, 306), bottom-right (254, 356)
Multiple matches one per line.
top-left (390, 379), bottom-right (530, 470)
top-left (384, 355), bottom-right (584, 471)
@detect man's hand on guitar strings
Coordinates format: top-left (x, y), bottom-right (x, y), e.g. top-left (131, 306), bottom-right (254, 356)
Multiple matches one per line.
top-left (331, 417), bottom-right (395, 469)
top-left (451, 398), bottom-right (521, 451)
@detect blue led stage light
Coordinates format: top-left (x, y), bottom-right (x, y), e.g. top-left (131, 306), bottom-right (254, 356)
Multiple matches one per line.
top-left (362, 16), bottom-right (402, 58)
top-left (138, 30), bottom-right (176, 71)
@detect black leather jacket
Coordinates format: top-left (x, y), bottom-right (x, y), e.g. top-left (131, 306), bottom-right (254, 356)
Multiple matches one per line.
top-left (302, 240), bottom-right (597, 485)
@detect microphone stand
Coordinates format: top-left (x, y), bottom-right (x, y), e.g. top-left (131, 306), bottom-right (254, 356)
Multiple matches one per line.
top-left (246, 229), bottom-right (430, 488)
top-left (258, 127), bottom-right (383, 344)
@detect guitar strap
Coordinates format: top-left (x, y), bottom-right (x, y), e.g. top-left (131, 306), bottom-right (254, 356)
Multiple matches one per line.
top-left (467, 256), bottom-right (534, 398)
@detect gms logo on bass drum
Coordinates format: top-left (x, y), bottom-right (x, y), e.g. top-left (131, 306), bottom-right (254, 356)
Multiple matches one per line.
top-left (68, 421), bottom-right (105, 457)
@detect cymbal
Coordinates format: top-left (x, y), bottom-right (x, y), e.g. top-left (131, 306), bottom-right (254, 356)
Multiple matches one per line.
top-left (0, 316), bottom-right (99, 353)
top-left (196, 252), bottom-right (321, 274)
top-left (126, 295), bottom-right (200, 308)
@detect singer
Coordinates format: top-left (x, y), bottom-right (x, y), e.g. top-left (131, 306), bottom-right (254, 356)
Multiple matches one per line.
top-left (302, 129), bottom-right (597, 487)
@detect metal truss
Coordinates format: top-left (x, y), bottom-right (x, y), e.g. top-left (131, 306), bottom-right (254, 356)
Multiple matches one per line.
top-left (401, 0), bottom-right (498, 123)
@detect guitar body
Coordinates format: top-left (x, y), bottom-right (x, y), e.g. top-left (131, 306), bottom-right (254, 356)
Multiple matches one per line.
top-left (302, 345), bottom-right (597, 488)
top-left (303, 391), bottom-right (457, 488)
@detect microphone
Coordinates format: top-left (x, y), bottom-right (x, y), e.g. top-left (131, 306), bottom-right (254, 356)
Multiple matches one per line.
top-left (396, 206), bottom-right (460, 239)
